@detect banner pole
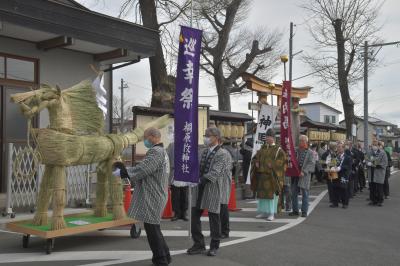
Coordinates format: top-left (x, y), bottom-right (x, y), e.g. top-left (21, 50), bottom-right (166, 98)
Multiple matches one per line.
top-left (190, 0), bottom-right (193, 27)
top-left (187, 0), bottom-right (193, 239)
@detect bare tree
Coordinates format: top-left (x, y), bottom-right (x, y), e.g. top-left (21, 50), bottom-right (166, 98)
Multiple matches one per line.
top-left (119, 0), bottom-right (190, 109)
top-left (113, 95), bottom-right (133, 132)
top-left (193, 0), bottom-right (283, 111)
top-left (302, 0), bottom-right (383, 137)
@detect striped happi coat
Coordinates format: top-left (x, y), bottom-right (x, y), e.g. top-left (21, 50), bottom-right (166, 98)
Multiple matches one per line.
top-left (220, 147), bottom-right (233, 204)
top-left (191, 146), bottom-right (232, 213)
top-left (128, 144), bottom-right (169, 224)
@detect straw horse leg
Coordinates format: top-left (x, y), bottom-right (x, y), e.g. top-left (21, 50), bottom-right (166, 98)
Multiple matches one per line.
top-left (32, 165), bottom-right (54, 226)
top-left (110, 167), bottom-right (126, 220)
top-left (51, 166), bottom-right (67, 230)
top-left (94, 159), bottom-right (111, 217)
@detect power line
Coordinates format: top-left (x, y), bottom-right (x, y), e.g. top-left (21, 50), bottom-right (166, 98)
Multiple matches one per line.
top-left (292, 64), bottom-right (335, 81)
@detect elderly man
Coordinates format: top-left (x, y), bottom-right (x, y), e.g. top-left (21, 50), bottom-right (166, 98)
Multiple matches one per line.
top-left (289, 135), bottom-right (315, 217)
top-left (128, 127), bottom-right (171, 265)
top-left (251, 128), bottom-right (287, 221)
top-left (187, 127), bottom-right (231, 257)
top-left (367, 140), bottom-right (388, 206)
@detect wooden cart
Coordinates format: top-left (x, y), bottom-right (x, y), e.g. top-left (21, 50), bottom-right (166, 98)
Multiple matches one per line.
top-left (6, 212), bottom-right (141, 254)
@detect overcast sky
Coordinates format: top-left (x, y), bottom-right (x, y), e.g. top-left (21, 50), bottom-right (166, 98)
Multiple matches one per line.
top-left (78, 0), bottom-right (400, 125)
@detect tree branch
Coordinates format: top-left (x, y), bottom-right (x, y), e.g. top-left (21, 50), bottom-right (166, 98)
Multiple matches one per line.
top-left (227, 40), bottom-right (272, 82)
top-left (345, 48), bottom-right (356, 77)
top-left (158, 1), bottom-right (190, 28)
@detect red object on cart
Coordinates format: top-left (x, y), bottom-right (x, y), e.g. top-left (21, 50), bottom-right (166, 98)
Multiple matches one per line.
top-left (162, 188), bottom-right (173, 219)
top-left (123, 179), bottom-right (132, 212)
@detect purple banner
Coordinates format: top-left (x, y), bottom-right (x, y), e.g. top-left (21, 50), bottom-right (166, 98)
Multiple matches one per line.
top-left (174, 26), bottom-right (202, 183)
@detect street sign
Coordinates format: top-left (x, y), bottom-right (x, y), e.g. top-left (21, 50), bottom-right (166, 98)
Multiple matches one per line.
top-left (248, 102), bottom-right (261, 111)
top-left (352, 124), bottom-right (357, 137)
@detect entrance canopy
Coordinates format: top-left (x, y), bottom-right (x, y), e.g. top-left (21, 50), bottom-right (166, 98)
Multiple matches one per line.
top-left (0, 0), bottom-right (159, 64)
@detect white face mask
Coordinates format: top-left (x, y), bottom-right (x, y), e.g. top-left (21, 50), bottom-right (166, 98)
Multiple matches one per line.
top-left (203, 137), bottom-right (211, 146)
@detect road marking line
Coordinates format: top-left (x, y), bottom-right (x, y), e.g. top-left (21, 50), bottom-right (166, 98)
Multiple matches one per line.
top-left (240, 208), bottom-right (257, 212)
top-left (200, 216), bottom-right (293, 224)
top-left (0, 190), bottom-right (328, 265)
top-left (247, 195), bottom-right (318, 204)
top-left (78, 230), bottom-right (262, 238)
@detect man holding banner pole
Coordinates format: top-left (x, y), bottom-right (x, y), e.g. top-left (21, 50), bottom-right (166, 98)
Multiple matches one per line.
top-left (187, 127), bottom-right (232, 256)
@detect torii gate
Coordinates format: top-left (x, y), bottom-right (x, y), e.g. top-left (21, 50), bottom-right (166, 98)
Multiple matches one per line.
top-left (241, 72), bottom-right (312, 145)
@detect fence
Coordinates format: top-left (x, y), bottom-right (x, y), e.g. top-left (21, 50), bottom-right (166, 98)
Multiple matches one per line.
top-left (4, 143), bottom-right (92, 216)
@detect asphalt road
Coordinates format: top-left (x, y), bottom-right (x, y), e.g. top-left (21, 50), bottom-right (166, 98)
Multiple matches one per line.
top-left (162, 171), bottom-right (400, 266)
top-left (0, 171), bottom-right (399, 266)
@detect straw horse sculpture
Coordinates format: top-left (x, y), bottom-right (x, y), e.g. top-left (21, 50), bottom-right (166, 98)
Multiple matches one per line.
top-left (11, 78), bottom-right (169, 230)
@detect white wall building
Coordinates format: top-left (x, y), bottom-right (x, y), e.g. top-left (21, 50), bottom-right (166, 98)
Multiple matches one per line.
top-left (300, 102), bottom-right (342, 125)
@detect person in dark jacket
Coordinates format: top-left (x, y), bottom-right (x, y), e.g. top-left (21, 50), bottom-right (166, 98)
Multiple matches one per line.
top-left (321, 143), bottom-right (337, 203)
top-left (347, 140), bottom-right (362, 197)
top-left (383, 144), bottom-right (392, 199)
top-left (356, 143), bottom-right (366, 191)
top-left (240, 139), bottom-right (253, 184)
top-left (331, 143), bottom-right (352, 209)
top-left (166, 142), bottom-right (189, 222)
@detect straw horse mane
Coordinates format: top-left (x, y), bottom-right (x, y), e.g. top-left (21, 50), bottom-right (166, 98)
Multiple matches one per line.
top-left (58, 80), bottom-right (104, 135)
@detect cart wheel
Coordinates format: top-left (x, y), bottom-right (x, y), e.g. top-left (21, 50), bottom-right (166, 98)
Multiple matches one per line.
top-left (45, 239), bottom-right (54, 254)
top-left (130, 224), bottom-right (141, 239)
top-left (10, 213), bottom-right (16, 219)
top-left (22, 235), bottom-right (30, 248)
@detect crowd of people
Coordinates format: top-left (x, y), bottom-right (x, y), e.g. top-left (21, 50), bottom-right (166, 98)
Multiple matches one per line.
top-left (249, 132), bottom-right (393, 220)
top-left (119, 126), bottom-right (393, 265)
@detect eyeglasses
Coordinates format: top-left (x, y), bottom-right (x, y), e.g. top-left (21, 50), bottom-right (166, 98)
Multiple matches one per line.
top-left (203, 135), bottom-right (216, 138)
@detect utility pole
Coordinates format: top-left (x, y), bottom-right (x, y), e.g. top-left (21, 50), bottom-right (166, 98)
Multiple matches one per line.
top-left (363, 40), bottom-right (400, 152)
top-left (289, 22), bottom-right (293, 81)
top-left (363, 41), bottom-right (369, 153)
top-left (120, 78), bottom-right (128, 133)
top-left (288, 22), bottom-right (300, 146)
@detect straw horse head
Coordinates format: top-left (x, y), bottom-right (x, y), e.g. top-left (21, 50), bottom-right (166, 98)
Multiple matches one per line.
top-left (11, 80), bottom-right (104, 136)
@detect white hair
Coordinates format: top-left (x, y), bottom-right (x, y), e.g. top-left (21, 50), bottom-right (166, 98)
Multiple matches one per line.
top-left (144, 127), bottom-right (161, 138)
top-left (299, 134), bottom-right (308, 142)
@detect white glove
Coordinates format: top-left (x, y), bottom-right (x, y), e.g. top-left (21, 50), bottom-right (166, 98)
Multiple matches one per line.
top-left (367, 162), bottom-right (372, 167)
top-left (336, 166), bottom-right (341, 172)
top-left (112, 168), bottom-right (121, 177)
